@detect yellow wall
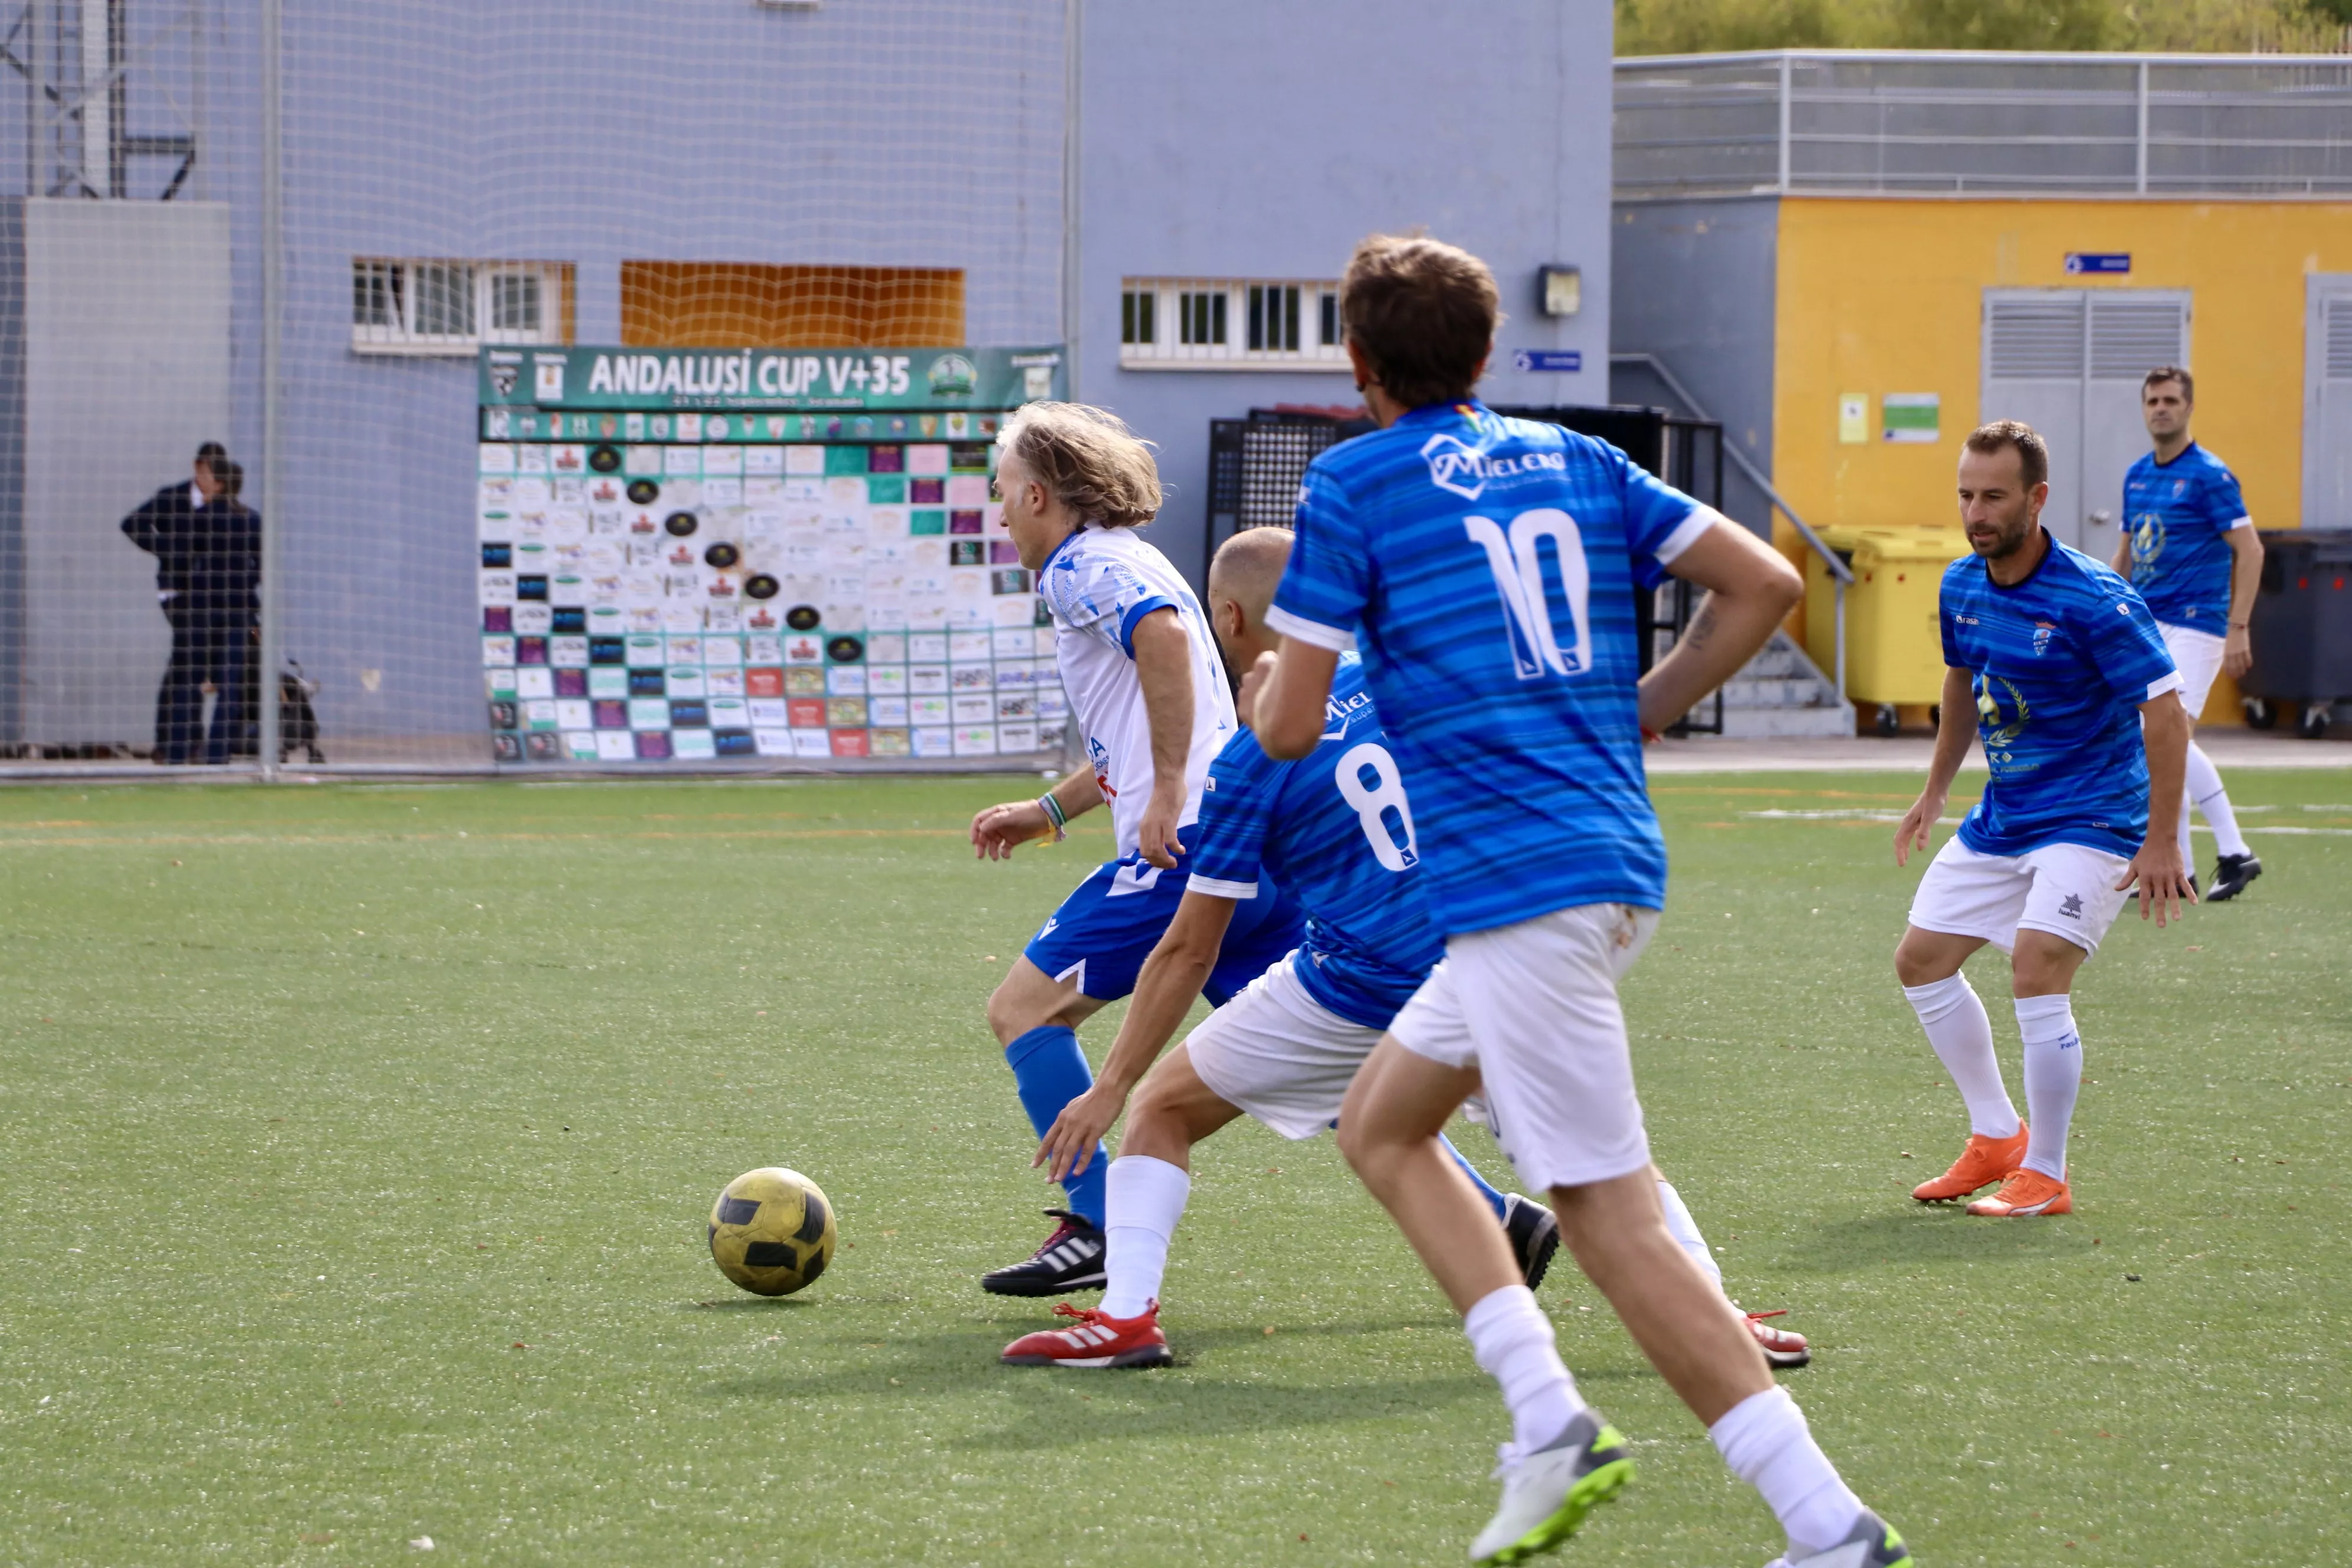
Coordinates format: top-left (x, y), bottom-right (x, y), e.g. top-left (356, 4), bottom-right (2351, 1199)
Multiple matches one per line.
top-left (1769, 197), bottom-right (2352, 721)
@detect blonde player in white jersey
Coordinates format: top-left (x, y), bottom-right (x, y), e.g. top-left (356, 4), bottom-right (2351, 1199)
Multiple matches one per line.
top-left (966, 403), bottom-right (1304, 1297)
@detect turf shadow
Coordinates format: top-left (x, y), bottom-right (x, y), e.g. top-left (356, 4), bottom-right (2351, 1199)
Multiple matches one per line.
top-left (962, 1369), bottom-right (1497, 1450)
top-left (1778, 1206), bottom-right (2086, 1272)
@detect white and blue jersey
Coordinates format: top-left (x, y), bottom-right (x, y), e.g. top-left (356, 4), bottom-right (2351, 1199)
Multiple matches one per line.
top-left (1184, 655), bottom-right (1448, 1030)
top-left (1941, 530), bottom-right (2181, 860)
top-left (1267, 400), bottom-right (1714, 936)
top-left (2122, 442), bottom-right (2250, 630)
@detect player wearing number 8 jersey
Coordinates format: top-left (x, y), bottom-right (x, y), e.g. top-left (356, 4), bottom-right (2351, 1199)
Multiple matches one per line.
top-left (1002, 528), bottom-right (1810, 1377)
top-left (1250, 234), bottom-right (1907, 1568)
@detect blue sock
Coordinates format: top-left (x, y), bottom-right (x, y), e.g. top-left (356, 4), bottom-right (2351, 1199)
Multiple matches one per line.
top-left (1442, 1131), bottom-right (1511, 1221)
top-left (1002, 1025), bottom-right (1108, 1226)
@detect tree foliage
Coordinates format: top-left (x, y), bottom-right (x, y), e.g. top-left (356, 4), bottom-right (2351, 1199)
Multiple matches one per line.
top-left (1615, 0), bottom-right (2352, 54)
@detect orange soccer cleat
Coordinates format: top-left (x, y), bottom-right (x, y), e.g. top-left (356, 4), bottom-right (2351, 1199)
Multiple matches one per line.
top-left (1910, 1126), bottom-right (2028, 1203)
top-left (1966, 1168), bottom-right (2073, 1217)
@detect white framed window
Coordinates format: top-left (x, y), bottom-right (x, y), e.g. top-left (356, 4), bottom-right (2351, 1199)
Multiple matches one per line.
top-left (351, 259), bottom-right (573, 355)
top-left (1118, 277), bottom-right (1347, 371)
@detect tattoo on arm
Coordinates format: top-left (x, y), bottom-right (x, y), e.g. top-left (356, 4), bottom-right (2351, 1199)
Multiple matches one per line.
top-left (1679, 596), bottom-right (1719, 653)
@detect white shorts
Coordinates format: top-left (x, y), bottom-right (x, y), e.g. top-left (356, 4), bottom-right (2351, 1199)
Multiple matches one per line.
top-left (2160, 621), bottom-right (2225, 718)
top-left (1908, 836), bottom-right (2132, 957)
top-left (1390, 903), bottom-right (1660, 1193)
top-left (1182, 955), bottom-right (1384, 1141)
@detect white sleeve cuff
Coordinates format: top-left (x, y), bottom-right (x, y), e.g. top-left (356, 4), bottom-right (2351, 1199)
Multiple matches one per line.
top-left (1263, 603), bottom-right (1357, 652)
top-left (2226, 515), bottom-right (2253, 531)
top-left (1651, 508), bottom-right (1716, 567)
top-left (1185, 875), bottom-right (1259, 900)
top-left (2146, 671), bottom-right (2185, 701)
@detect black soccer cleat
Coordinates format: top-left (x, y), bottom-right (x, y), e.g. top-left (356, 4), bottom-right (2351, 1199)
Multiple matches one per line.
top-left (981, 1208), bottom-right (1107, 1297)
top-left (1502, 1193), bottom-right (1561, 1291)
top-left (2206, 851), bottom-right (2262, 902)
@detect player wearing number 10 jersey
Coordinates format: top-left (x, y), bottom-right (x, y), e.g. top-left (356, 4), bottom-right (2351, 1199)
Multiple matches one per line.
top-left (1250, 235), bottom-right (1903, 1567)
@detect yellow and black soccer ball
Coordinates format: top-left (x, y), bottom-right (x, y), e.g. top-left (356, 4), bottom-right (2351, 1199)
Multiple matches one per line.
top-left (707, 1167), bottom-right (837, 1296)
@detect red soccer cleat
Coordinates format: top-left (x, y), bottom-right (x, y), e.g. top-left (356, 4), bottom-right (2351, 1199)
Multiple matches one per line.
top-left (1743, 1308), bottom-right (1811, 1370)
top-left (999, 1301), bottom-right (1172, 1369)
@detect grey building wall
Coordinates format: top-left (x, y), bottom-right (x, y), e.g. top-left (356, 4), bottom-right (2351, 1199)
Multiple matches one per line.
top-left (15, 200), bottom-right (230, 745)
top-left (240, 0), bottom-right (1069, 744)
top-left (1608, 196), bottom-right (1780, 538)
top-left (3, 0), bottom-right (1620, 744)
top-left (1077, 0), bottom-right (1618, 587)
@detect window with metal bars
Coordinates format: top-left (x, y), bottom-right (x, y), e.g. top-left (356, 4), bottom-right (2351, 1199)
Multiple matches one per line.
top-left (1121, 289), bottom-right (1156, 347)
top-left (1180, 290), bottom-right (1227, 347)
top-left (351, 259), bottom-right (572, 355)
top-left (1118, 278), bottom-right (1348, 370)
top-left (1247, 285), bottom-right (1299, 352)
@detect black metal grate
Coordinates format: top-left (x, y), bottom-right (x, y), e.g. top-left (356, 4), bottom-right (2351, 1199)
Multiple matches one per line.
top-left (1203, 402), bottom-right (1727, 734)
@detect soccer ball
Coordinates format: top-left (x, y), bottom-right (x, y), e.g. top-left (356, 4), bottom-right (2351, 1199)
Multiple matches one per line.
top-left (707, 1167), bottom-right (837, 1296)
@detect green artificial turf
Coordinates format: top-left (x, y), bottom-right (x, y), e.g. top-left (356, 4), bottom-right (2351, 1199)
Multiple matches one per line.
top-left (0, 770), bottom-right (2344, 1566)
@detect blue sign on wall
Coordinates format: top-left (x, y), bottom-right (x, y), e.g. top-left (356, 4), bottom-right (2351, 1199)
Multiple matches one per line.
top-left (2064, 253), bottom-right (2131, 275)
top-left (1510, 349), bottom-right (1583, 373)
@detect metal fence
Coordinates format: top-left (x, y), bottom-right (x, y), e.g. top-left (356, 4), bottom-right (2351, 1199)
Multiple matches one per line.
top-left (1616, 50), bottom-right (2352, 198)
top-left (1203, 404), bottom-right (1727, 732)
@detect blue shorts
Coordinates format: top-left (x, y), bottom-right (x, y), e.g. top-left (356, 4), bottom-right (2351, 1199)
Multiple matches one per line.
top-left (1024, 851), bottom-right (1305, 1006)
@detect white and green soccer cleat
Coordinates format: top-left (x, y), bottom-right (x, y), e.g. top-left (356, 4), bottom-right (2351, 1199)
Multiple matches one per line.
top-left (1468, 1409), bottom-right (1634, 1564)
top-left (1764, 1510), bottom-right (1915, 1568)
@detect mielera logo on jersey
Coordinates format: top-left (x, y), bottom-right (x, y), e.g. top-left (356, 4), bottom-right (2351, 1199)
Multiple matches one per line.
top-left (1420, 433), bottom-right (1567, 501)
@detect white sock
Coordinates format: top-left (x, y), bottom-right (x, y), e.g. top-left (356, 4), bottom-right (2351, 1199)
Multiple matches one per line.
top-left (1464, 1285), bottom-right (1585, 1454)
top-left (2186, 742), bottom-right (2250, 858)
top-left (2015, 995), bottom-right (2082, 1181)
top-left (1710, 1386), bottom-right (1867, 1559)
top-left (1903, 974), bottom-right (2020, 1139)
top-left (1099, 1155), bottom-right (1190, 1318)
top-left (1654, 1178), bottom-right (1723, 1288)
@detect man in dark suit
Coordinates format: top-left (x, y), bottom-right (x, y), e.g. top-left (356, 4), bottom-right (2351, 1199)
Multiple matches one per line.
top-left (187, 459), bottom-right (262, 764)
top-left (120, 443), bottom-right (256, 763)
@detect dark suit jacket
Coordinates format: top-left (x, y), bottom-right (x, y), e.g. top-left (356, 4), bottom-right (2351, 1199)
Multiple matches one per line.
top-left (121, 486), bottom-right (259, 619)
top-left (120, 482), bottom-right (205, 599)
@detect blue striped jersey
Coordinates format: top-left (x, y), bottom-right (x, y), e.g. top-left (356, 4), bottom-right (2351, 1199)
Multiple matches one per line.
top-left (1186, 655), bottom-right (1445, 1029)
top-left (1266, 400), bottom-right (1712, 935)
top-left (1941, 531), bottom-right (2181, 860)
top-left (2122, 442), bottom-right (2250, 629)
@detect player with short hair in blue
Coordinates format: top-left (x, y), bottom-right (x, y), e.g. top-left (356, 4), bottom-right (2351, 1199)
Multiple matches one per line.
top-left (968, 402), bottom-right (1303, 1299)
top-left (1894, 419), bottom-right (2194, 1223)
top-left (1248, 234), bottom-right (1905, 1568)
top-left (999, 527), bottom-right (1810, 1377)
top-left (2109, 365), bottom-right (2265, 901)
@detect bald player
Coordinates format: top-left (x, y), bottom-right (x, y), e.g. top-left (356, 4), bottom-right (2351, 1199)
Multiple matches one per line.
top-left (999, 529), bottom-right (1804, 1374)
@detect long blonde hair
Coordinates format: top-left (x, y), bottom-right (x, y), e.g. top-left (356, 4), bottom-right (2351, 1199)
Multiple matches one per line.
top-left (998, 401), bottom-right (1162, 529)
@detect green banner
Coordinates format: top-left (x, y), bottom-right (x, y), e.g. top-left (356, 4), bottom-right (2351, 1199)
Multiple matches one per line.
top-left (480, 345), bottom-right (1066, 412)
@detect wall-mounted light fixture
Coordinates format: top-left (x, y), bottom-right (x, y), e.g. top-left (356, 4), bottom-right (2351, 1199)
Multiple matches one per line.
top-left (1539, 265), bottom-right (1581, 318)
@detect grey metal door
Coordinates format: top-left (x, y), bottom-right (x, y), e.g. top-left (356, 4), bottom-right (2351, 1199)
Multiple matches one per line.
top-left (1983, 289), bottom-right (2191, 555)
top-left (2303, 275), bottom-right (2352, 530)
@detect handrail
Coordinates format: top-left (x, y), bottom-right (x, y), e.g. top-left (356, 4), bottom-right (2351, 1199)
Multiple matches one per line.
top-left (1609, 351), bottom-right (1851, 700)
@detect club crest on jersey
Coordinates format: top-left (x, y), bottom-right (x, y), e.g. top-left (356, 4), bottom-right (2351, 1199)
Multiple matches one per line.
top-left (1420, 432), bottom-right (1567, 501)
top-left (2031, 620), bottom-right (2056, 656)
top-left (1974, 673), bottom-right (2029, 748)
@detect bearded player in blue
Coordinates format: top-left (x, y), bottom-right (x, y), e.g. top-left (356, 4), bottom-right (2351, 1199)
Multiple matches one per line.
top-left (2109, 365), bottom-right (2265, 901)
top-left (1249, 234), bottom-right (1906, 1568)
top-left (1893, 420), bottom-right (2194, 1225)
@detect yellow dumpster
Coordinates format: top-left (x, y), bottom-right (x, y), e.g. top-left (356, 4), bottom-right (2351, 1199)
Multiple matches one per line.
top-left (1804, 526), bottom-right (1968, 731)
